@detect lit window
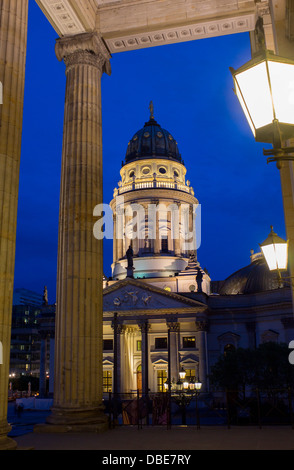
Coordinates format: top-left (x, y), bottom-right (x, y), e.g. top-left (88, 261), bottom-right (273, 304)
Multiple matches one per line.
top-left (157, 370), bottom-right (167, 392)
top-left (137, 340), bottom-right (142, 351)
top-left (184, 369), bottom-right (196, 381)
top-left (183, 337), bottom-right (196, 348)
top-left (103, 370), bottom-right (113, 393)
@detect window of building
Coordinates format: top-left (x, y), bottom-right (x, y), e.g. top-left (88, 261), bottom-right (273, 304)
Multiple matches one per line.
top-left (155, 337), bottom-right (167, 350)
top-left (183, 337), bottom-right (196, 348)
top-left (103, 370), bottom-right (113, 393)
top-left (137, 340), bottom-right (142, 352)
top-left (184, 369), bottom-right (196, 381)
top-left (103, 339), bottom-right (113, 351)
top-left (157, 370), bottom-right (167, 392)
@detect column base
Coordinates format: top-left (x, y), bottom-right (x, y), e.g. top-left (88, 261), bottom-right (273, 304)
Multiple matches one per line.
top-left (34, 405), bottom-right (109, 434)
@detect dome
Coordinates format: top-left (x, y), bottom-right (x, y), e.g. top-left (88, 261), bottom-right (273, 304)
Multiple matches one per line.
top-left (125, 116), bottom-right (183, 164)
top-left (219, 255), bottom-right (288, 295)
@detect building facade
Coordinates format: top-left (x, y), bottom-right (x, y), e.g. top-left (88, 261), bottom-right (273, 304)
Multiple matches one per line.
top-left (102, 111), bottom-right (293, 396)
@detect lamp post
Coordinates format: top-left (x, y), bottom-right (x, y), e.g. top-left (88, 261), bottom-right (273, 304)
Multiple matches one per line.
top-left (230, 50), bottom-right (294, 312)
top-left (230, 50), bottom-right (294, 167)
top-left (260, 226), bottom-right (288, 282)
top-left (172, 369), bottom-right (202, 426)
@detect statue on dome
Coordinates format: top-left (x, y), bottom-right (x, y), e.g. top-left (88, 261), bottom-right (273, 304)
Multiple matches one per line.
top-left (126, 245), bottom-right (134, 268)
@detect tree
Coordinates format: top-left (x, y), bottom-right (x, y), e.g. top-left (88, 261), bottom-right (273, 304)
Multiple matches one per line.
top-left (210, 342), bottom-right (294, 391)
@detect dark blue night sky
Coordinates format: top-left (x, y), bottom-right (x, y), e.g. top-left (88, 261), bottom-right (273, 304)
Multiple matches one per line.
top-left (13, 1), bottom-right (285, 303)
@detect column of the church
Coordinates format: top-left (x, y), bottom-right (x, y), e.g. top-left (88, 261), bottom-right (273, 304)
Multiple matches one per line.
top-left (166, 319), bottom-right (180, 383)
top-left (116, 206), bottom-right (124, 260)
top-left (112, 315), bottom-right (124, 395)
top-left (154, 202), bottom-right (161, 254)
top-left (196, 320), bottom-right (209, 392)
top-left (139, 320), bottom-right (151, 395)
top-left (181, 206), bottom-right (189, 256)
top-left (0, 0), bottom-right (29, 450)
top-left (43, 32), bottom-right (111, 432)
top-left (113, 214), bottom-right (117, 262)
top-left (173, 202), bottom-right (181, 256)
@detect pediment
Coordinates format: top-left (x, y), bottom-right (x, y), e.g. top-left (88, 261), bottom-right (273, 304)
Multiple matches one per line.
top-left (103, 357), bottom-right (114, 366)
top-left (103, 279), bottom-right (205, 312)
top-left (152, 357), bottom-right (168, 366)
top-left (180, 354), bottom-right (198, 364)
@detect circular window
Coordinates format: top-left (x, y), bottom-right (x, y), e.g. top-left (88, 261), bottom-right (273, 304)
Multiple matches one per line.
top-left (168, 135), bottom-right (173, 141)
top-left (129, 170), bottom-right (135, 178)
top-left (159, 167), bottom-right (167, 174)
top-left (144, 132), bottom-right (150, 138)
top-left (142, 167), bottom-right (150, 175)
top-left (174, 170), bottom-right (179, 177)
top-left (157, 132), bottom-right (163, 138)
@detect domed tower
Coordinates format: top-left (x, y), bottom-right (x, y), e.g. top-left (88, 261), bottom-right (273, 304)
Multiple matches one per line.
top-left (110, 105), bottom-right (206, 289)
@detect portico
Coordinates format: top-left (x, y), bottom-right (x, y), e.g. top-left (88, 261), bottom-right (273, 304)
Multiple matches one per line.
top-left (103, 279), bottom-right (208, 395)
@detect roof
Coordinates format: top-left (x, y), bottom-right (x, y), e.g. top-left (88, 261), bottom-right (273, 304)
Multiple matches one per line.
top-left (125, 116), bottom-right (183, 164)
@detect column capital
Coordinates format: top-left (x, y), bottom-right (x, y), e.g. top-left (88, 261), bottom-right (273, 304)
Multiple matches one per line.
top-left (138, 320), bottom-right (151, 332)
top-left (195, 320), bottom-right (209, 332)
top-left (55, 32), bottom-right (111, 75)
top-left (111, 317), bottom-right (125, 334)
top-left (166, 317), bottom-right (180, 331)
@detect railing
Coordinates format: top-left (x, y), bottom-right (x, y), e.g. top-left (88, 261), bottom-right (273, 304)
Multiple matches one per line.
top-left (104, 388), bottom-right (294, 429)
top-left (117, 181), bottom-right (194, 196)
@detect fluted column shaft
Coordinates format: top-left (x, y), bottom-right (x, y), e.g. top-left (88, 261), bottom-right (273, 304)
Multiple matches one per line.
top-left (167, 320), bottom-right (180, 383)
top-left (139, 320), bottom-right (151, 395)
top-left (46, 33), bottom-right (111, 429)
top-left (196, 321), bottom-right (209, 392)
top-left (0, 0), bottom-right (28, 449)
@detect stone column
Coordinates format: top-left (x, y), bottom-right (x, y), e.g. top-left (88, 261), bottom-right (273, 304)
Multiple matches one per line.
top-left (43, 32), bottom-right (111, 432)
top-left (112, 314), bottom-right (124, 395)
top-left (173, 202), bottom-right (181, 256)
top-left (116, 205), bottom-right (124, 261)
top-left (0, 0), bottom-right (28, 450)
top-left (166, 319), bottom-right (180, 384)
top-left (139, 320), bottom-right (151, 395)
top-left (113, 214), bottom-right (117, 262)
top-left (196, 320), bottom-right (209, 392)
top-left (154, 202), bottom-right (161, 254)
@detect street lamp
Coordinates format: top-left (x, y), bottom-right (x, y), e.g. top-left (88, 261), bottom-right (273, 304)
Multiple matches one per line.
top-left (230, 50), bottom-right (294, 168)
top-left (260, 226), bottom-right (289, 285)
top-left (260, 226), bottom-right (288, 272)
